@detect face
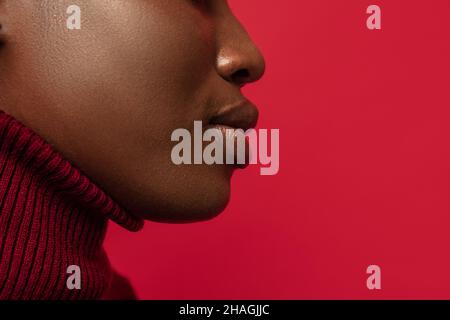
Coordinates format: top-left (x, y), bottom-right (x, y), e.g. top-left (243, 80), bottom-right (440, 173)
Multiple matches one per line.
top-left (0, 0), bottom-right (265, 222)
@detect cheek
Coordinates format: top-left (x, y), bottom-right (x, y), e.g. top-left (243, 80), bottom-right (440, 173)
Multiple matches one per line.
top-left (15, 1), bottom-right (215, 150)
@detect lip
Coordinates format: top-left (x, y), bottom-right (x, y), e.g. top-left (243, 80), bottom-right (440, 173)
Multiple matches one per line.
top-left (209, 99), bottom-right (259, 132)
top-left (205, 99), bottom-right (258, 169)
top-left (202, 124), bottom-right (250, 169)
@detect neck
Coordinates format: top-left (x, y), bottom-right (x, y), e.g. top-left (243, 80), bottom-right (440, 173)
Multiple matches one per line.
top-left (0, 111), bottom-right (143, 299)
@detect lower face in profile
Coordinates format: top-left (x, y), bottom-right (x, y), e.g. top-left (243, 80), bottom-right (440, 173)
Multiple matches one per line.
top-left (0, 0), bottom-right (265, 222)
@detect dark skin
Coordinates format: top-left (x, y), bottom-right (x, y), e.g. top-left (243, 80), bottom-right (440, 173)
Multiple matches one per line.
top-left (0, 0), bottom-right (265, 222)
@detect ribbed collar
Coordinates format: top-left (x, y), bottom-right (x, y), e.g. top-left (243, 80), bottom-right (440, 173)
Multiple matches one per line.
top-left (0, 111), bottom-right (143, 299)
top-left (0, 111), bottom-right (143, 231)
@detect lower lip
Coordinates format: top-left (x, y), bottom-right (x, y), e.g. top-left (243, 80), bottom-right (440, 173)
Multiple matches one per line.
top-left (204, 124), bottom-right (250, 169)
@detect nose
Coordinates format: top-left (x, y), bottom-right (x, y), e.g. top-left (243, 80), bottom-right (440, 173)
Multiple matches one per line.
top-left (215, 10), bottom-right (266, 87)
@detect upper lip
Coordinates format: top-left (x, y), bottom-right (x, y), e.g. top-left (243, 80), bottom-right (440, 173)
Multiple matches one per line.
top-left (209, 99), bottom-right (259, 131)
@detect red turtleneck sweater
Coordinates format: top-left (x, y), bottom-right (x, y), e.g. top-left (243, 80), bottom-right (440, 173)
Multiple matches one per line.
top-left (0, 111), bottom-right (144, 300)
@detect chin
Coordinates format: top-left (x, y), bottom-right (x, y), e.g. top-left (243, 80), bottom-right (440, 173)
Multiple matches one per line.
top-left (128, 166), bottom-right (233, 223)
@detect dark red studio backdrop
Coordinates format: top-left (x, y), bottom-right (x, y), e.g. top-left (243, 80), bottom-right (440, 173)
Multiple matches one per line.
top-left (104, 0), bottom-right (450, 299)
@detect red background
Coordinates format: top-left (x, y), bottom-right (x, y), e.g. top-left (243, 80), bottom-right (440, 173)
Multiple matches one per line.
top-left (105, 0), bottom-right (450, 299)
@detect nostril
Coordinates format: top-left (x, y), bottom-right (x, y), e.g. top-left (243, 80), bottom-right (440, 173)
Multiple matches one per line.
top-left (231, 69), bottom-right (251, 85)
